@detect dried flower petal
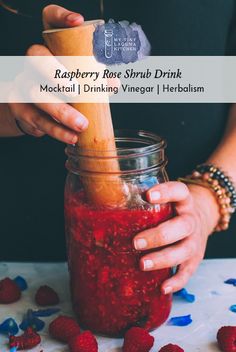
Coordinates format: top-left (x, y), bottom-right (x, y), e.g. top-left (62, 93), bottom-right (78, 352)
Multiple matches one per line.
top-left (10, 347), bottom-right (17, 352)
top-left (224, 278), bottom-right (236, 287)
top-left (0, 318), bottom-right (19, 335)
top-left (167, 314), bottom-right (192, 326)
top-left (138, 176), bottom-right (157, 192)
top-left (13, 276), bottom-right (27, 291)
top-left (19, 309), bottom-right (45, 332)
top-left (229, 305), bottom-right (236, 313)
top-left (33, 308), bottom-right (60, 317)
top-left (174, 288), bottom-right (195, 303)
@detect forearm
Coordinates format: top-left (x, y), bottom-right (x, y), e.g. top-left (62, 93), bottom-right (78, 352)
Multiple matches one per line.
top-left (207, 105), bottom-right (236, 186)
top-left (183, 109), bottom-right (236, 235)
top-left (0, 103), bottom-right (22, 137)
top-left (195, 106), bottom-right (236, 233)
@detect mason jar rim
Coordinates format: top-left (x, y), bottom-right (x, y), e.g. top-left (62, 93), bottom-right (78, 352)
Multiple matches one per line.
top-left (65, 129), bottom-right (167, 176)
top-left (66, 129), bottom-right (166, 159)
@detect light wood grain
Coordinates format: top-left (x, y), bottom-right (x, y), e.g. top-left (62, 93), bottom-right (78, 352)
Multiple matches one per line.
top-left (43, 21), bottom-right (126, 207)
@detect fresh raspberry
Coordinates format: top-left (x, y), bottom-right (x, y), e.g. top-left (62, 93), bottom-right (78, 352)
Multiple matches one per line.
top-left (217, 326), bottom-right (236, 352)
top-left (69, 331), bottom-right (98, 352)
top-left (122, 327), bottom-right (154, 352)
top-left (9, 327), bottom-right (41, 350)
top-left (159, 343), bottom-right (184, 352)
top-left (35, 285), bottom-right (59, 306)
top-left (49, 315), bottom-right (80, 343)
top-left (0, 277), bottom-right (21, 303)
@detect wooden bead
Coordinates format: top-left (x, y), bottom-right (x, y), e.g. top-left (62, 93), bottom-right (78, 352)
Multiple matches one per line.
top-left (220, 207), bottom-right (229, 215)
top-left (189, 170), bottom-right (233, 232)
top-left (192, 171), bottom-right (201, 178)
top-left (222, 214), bottom-right (230, 222)
top-left (221, 223), bottom-right (229, 230)
top-left (203, 173), bottom-right (210, 181)
top-left (219, 198), bottom-right (226, 205)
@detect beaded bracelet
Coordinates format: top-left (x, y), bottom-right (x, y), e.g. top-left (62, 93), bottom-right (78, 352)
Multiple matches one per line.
top-left (179, 164), bottom-right (236, 232)
top-left (195, 164), bottom-right (236, 208)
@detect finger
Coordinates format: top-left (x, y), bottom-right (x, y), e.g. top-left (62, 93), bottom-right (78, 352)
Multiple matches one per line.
top-left (26, 44), bottom-right (52, 57)
top-left (146, 181), bottom-right (190, 204)
top-left (108, 77), bottom-right (121, 89)
top-left (42, 5), bottom-right (84, 30)
top-left (161, 259), bottom-right (200, 294)
top-left (140, 237), bottom-right (195, 271)
top-left (31, 111), bottom-right (78, 144)
top-left (107, 77), bottom-right (121, 96)
top-left (33, 102), bottom-right (88, 132)
top-left (25, 45), bottom-right (79, 91)
top-left (10, 103), bottom-right (78, 144)
top-left (16, 120), bottom-right (45, 137)
top-left (133, 214), bottom-right (193, 250)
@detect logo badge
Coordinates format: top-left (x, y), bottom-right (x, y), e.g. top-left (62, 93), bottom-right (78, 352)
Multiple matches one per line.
top-left (93, 19), bottom-right (151, 65)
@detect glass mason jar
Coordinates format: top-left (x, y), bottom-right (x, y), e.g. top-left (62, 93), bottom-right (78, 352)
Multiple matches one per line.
top-left (64, 130), bottom-right (173, 337)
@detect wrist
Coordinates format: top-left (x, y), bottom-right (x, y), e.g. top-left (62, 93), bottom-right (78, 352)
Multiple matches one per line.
top-left (188, 184), bottom-right (220, 235)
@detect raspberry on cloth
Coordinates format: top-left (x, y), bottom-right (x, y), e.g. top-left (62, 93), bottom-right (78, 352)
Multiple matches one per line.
top-left (0, 260), bottom-right (236, 351)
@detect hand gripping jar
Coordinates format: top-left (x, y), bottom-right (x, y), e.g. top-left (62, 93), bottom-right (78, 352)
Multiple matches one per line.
top-left (64, 130), bottom-right (173, 337)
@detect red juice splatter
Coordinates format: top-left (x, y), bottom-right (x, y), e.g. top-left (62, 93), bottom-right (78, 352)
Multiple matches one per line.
top-left (65, 190), bottom-right (173, 337)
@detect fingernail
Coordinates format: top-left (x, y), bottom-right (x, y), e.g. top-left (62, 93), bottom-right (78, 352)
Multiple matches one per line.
top-left (143, 259), bottom-right (154, 270)
top-left (66, 13), bottom-right (82, 22)
top-left (75, 117), bottom-right (88, 130)
top-left (70, 135), bottom-right (78, 144)
top-left (149, 191), bottom-right (161, 202)
top-left (134, 238), bottom-right (147, 250)
top-left (163, 286), bottom-right (172, 294)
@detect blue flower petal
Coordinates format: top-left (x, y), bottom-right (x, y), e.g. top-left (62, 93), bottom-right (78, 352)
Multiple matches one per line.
top-left (138, 176), bottom-right (158, 192)
top-left (19, 312), bottom-right (31, 331)
top-left (27, 308), bottom-right (34, 322)
top-left (19, 309), bottom-right (45, 332)
top-left (174, 288), bottom-right (195, 303)
top-left (33, 308), bottom-right (60, 317)
top-left (31, 317), bottom-right (45, 332)
top-left (13, 276), bottom-right (28, 291)
top-left (167, 314), bottom-right (192, 326)
top-left (224, 278), bottom-right (236, 287)
top-left (19, 317), bottom-right (45, 332)
top-left (10, 347), bottom-right (18, 352)
top-left (229, 304), bottom-right (236, 313)
top-left (0, 318), bottom-right (19, 335)
top-left (19, 320), bottom-right (28, 331)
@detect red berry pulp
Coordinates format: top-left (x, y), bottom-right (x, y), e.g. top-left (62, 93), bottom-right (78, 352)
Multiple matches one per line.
top-left (65, 190), bottom-right (173, 337)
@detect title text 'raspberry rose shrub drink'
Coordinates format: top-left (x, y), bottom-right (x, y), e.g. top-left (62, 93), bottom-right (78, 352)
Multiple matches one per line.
top-left (64, 130), bottom-right (173, 337)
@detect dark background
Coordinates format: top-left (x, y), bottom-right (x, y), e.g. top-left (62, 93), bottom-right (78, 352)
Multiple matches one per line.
top-left (0, 0), bottom-right (236, 261)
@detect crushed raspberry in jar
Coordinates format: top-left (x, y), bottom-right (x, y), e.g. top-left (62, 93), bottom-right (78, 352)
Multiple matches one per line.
top-left (65, 190), bottom-right (173, 337)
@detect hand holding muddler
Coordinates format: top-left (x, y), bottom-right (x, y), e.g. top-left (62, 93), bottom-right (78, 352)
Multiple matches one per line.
top-left (43, 20), bottom-right (127, 207)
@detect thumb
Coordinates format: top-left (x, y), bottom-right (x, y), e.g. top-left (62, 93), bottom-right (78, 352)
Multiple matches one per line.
top-left (42, 5), bottom-right (84, 30)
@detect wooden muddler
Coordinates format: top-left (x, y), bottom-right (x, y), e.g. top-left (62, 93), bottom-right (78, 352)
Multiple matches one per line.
top-left (43, 20), bottom-right (126, 207)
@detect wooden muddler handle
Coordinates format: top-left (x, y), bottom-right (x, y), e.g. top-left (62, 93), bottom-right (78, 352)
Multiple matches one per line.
top-left (43, 20), bottom-right (126, 207)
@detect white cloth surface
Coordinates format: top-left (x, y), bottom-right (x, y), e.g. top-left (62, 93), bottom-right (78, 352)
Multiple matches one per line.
top-left (0, 259), bottom-right (236, 352)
